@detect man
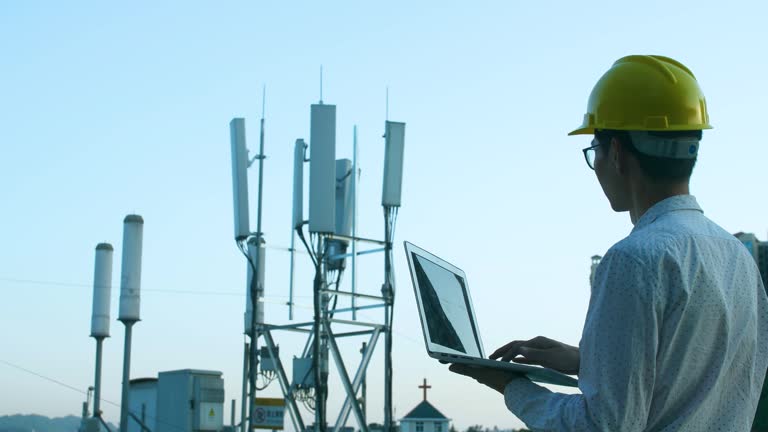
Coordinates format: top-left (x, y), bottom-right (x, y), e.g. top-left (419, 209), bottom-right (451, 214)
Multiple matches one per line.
top-left (450, 55), bottom-right (768, 431)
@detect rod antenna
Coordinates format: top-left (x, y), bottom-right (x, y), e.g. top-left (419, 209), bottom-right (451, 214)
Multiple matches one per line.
top-left (261, 85), bottom-right (266, 120)
top-left (386, 86), bottom-right (389, 121)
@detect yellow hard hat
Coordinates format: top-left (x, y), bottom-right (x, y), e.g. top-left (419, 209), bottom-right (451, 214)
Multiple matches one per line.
top-left (569, 55), bottom-right (712, 135)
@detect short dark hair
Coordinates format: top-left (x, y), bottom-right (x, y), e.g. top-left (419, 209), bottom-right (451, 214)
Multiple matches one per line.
top-left (595, 129), bottom-right (702, 182)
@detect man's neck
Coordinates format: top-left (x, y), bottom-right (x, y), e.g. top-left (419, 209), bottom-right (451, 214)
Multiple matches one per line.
top-left (628, 180), bottom-right (690, 224)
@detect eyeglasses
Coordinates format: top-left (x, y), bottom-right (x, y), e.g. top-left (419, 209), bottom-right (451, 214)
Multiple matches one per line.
top-left (582, 139), bottom-right (601, 170)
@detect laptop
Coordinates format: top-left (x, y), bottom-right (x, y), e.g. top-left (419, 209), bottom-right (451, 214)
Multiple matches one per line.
top-left (404, 241), bottom-right (578, 387)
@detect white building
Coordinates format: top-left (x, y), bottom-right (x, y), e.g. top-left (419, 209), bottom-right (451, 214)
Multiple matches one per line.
top-left (399, 379), bottom-right (450, 432)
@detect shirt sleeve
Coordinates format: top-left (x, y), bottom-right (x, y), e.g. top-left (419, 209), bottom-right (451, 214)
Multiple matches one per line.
top-left (503, 249), bottom-right (659, 431)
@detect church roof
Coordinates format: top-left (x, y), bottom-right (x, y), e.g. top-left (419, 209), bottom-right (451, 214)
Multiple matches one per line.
top-left (401, 401), bottom-right (448, 420)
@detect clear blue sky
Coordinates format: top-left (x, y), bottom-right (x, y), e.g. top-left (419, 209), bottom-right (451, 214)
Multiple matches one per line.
top-left (2, 1), bottom-right (767, 430)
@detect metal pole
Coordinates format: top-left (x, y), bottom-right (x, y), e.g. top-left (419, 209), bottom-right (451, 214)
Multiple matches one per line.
top-left (120, 321), bottom-right (135, 432)
top-left (313, 251), bottom-right (323, 432)
top-left (351, 125), bottom-right (358, 321)
top-left (384, 304), bottom-right (392, 432)
top-left (241, 342), bottom-right (248, 432)
top-left (321, 242), bottom-right (330, 432)
top-left (249, 106), bottom-right (267, 432)
top-left (256, 119), bottom-right (266, 236)
top-left (248, 327), bottom-right (259, 432)
top-left (383, 209), bottom-right (394, 432)
top-left (231, 400), bottom-right (236, 428)
top-left (93, 337), bottom-right (104, 417)
top-left (289, 228), bottom-right (296, 321)
top-left (312, 236), bottom-right (331, 432)
top-left (361, 342), bottom-right (367, 421)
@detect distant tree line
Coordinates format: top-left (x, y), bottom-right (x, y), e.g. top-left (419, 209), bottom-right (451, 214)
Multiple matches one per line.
top-left (462, 424), bottom-right (530, 432)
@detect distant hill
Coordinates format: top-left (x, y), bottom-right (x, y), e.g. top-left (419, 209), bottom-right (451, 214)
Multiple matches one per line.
top-left (0, 414), bottom-right (117, 432)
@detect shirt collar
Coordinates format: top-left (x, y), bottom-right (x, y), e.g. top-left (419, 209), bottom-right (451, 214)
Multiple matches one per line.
top-left (632, 194), bottom-right (703, 232)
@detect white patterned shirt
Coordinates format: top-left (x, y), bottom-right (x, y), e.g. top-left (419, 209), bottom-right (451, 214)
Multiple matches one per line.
top-left (504, 195), bottom-right (768, 431)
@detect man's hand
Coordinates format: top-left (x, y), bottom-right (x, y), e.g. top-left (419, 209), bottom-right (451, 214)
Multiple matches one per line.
top-left (448, 364), bottom-right (522, 394)
top-left (489, 336), bottom-right (580, 375)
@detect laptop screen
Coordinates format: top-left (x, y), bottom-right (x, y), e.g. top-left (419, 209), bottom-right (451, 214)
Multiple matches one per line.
top-left (411, 251), bottom-right (483, 358)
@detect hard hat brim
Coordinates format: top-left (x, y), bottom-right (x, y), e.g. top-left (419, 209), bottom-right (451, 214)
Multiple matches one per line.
top-left (568, 124), bottom-right (712, 137)
top-left (568, 126), bottom-right (594, 136)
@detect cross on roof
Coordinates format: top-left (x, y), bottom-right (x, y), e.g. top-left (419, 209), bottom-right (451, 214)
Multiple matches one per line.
top-left (418, 378), bottom-right (432, 401)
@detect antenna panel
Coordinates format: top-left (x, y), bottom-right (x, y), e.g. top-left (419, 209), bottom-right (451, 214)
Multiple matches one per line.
top-left (382, 121), bottom-right (406, 207)
top-left (292, 139), bottom-right (306, 230)
top-left (230, 118), bottom-right (250, 240)
top-left (309, 104), bottom-right (336, 233)
top-left (335, 159), bottom-right (353, 237)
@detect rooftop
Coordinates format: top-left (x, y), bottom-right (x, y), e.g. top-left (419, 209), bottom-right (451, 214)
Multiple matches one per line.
top-left (401, 401), bottom-right (448, 420)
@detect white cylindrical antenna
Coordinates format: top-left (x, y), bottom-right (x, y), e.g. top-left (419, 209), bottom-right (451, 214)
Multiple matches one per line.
top-left (382, 121), bottom-right (406, 207)
top-left (118, 214), bottom-right (143, 432)
top-left (90, 242), bottom-right (113, 418)
top-left (230, 118), bottom-right (251, 241)
top-left (292, 139), bottom-right (307, 229)
top-left (309, 104), bottom-right (337, 233)
top-left (244, 237), bottom-right (266, 333)
top-left (90, 243), bottom-right (114, 338)
top-left (118, 215), bottom-right (144, 322)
